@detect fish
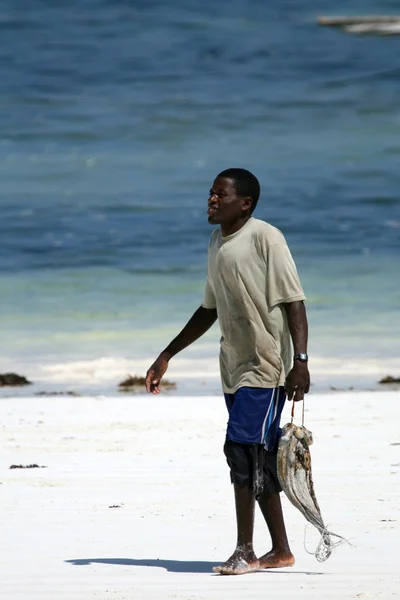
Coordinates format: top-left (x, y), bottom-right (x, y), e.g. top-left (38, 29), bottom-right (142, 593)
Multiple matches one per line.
top-left (277, 421), bottom-right (345, 562)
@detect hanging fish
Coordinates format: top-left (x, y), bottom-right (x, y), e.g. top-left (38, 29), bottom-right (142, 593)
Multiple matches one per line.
top-left (277, 417), bottom-right (347, 562)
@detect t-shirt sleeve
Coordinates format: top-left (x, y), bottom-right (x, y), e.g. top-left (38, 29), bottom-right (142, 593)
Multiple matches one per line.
top-left (267, 243), bottom-right (306, 308)
top-left (202, 276), bottom-right (217, 309)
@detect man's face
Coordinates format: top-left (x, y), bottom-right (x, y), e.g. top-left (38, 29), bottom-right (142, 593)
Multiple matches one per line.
top-left (207, 177), bottom-right (250, 226)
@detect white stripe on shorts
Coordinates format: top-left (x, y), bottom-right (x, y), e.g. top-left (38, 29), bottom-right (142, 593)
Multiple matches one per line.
top-left (260, 387), bottom-right (276, 444)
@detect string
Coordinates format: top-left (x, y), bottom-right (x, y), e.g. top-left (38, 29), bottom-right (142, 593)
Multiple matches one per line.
top-left (290, 397), bottom-right (305, 426)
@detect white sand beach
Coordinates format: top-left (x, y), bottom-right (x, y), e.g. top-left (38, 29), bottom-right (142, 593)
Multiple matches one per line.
top-left (1, 390), bottom-right (399, 600)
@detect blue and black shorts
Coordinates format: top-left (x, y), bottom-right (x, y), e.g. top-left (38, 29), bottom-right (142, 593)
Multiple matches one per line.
top-left (223, 386), bottom-right (286, 497)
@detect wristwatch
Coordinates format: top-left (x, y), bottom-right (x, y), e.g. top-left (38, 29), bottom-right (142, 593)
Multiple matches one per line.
top-left (294, 353), bottom-right (308, 362)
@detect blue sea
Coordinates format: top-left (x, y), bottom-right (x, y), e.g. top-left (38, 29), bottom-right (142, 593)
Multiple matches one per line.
top-left (1, 0), bottom-right (399, 395)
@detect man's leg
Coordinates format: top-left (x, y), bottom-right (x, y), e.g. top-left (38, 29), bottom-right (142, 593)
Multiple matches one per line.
top-left (215, 387), bottom-right (288, 575)
top-left (213, 483), bottom-right (259, 575)
top-left (257, 490), bottom-right (295, 568)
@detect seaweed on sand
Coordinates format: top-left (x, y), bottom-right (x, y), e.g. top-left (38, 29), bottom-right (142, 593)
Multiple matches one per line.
top-left (0, 373), bottom-right (32, 387)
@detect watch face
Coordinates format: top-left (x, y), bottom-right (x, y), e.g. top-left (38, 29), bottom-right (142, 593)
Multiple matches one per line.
top-left (296, 353), bottom-right (308, 362)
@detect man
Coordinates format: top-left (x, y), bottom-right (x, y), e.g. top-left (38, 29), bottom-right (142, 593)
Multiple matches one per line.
top-left (145, 168), bottom-right (310, 575)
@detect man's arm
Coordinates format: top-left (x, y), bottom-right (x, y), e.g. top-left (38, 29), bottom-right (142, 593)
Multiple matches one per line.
top-left (284, 300), bottom-right (310, 402)
top-left (145, 306), bottom-right (218, 394)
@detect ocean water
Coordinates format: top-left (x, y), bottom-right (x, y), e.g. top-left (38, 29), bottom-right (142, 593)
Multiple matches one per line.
top-left (1, 0), bottom-right (399, 394)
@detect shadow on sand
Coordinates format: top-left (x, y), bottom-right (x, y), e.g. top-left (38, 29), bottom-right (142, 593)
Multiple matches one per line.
top-left (66, 558), bottom-right (220, 573)
top-left (66, 557), bottom-right (326, 575)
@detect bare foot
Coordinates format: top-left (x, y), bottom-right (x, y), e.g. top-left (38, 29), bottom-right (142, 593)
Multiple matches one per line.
top-left (213, 548), bottom-right (260, 575)
top-left (258, 550), bottom-right (295, 569)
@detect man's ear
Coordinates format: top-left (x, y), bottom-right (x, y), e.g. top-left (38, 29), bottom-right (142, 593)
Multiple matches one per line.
top-left (241, 196), bottom-right (252, 214)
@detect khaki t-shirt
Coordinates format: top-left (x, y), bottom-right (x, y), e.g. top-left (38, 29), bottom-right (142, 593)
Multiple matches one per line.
top-left (202, 217), bottom-right (305, 393)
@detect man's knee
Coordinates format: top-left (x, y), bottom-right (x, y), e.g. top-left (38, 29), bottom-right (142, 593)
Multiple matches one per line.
top-left (223, 439), bottom-right (253, 487)
top-left (223, 439), bottom-right (281, 497)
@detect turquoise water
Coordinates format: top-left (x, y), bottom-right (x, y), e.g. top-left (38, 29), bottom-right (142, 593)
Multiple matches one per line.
top-left (1, 0), bottom-right (399, 392)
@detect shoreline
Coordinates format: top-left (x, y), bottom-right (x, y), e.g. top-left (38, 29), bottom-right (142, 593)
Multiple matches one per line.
top-left (1, 352), bottom-right (399, 398)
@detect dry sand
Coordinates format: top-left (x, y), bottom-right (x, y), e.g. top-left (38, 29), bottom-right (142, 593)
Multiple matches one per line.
top-left (1, 391), bottom-right (399, 599)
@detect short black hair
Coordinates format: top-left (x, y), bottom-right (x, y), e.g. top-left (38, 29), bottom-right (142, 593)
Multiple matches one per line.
top-left (217, 168), bottom-right (260, 214)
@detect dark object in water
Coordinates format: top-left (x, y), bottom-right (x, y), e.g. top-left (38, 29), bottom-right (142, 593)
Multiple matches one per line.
top-left (118, 375), bottom-right (177, 391)
top-left (379, 375), bottom-right (400, 384)
top-left (0, 373), bottom-right (32, 387)
top-left (319, 16), bottom-right (400, 26)
top-left (318, 15), bottom-right (400, 35)
top-left (9, 464), bottom-right (47, 469)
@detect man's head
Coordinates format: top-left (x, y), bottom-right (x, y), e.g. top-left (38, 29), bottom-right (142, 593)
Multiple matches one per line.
top-left (207, 168), bottom-right (260, 230)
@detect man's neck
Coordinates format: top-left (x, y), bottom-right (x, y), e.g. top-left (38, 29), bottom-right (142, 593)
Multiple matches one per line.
top-left (220, 216), bottom-right (251, 237)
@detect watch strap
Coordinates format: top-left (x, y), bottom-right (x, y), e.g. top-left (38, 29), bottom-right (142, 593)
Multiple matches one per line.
top-left (294, 353), bottom-right (308, 362)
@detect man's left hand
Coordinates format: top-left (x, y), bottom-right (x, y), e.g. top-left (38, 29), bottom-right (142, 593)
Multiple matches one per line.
top-left (285, 361), bottom-right (310, 402)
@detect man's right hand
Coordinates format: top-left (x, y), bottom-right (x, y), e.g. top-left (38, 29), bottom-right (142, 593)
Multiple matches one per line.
top-left (145, 353), bottom-right (170, 394)
top-left (144, 306), bottom-right (217, 394)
